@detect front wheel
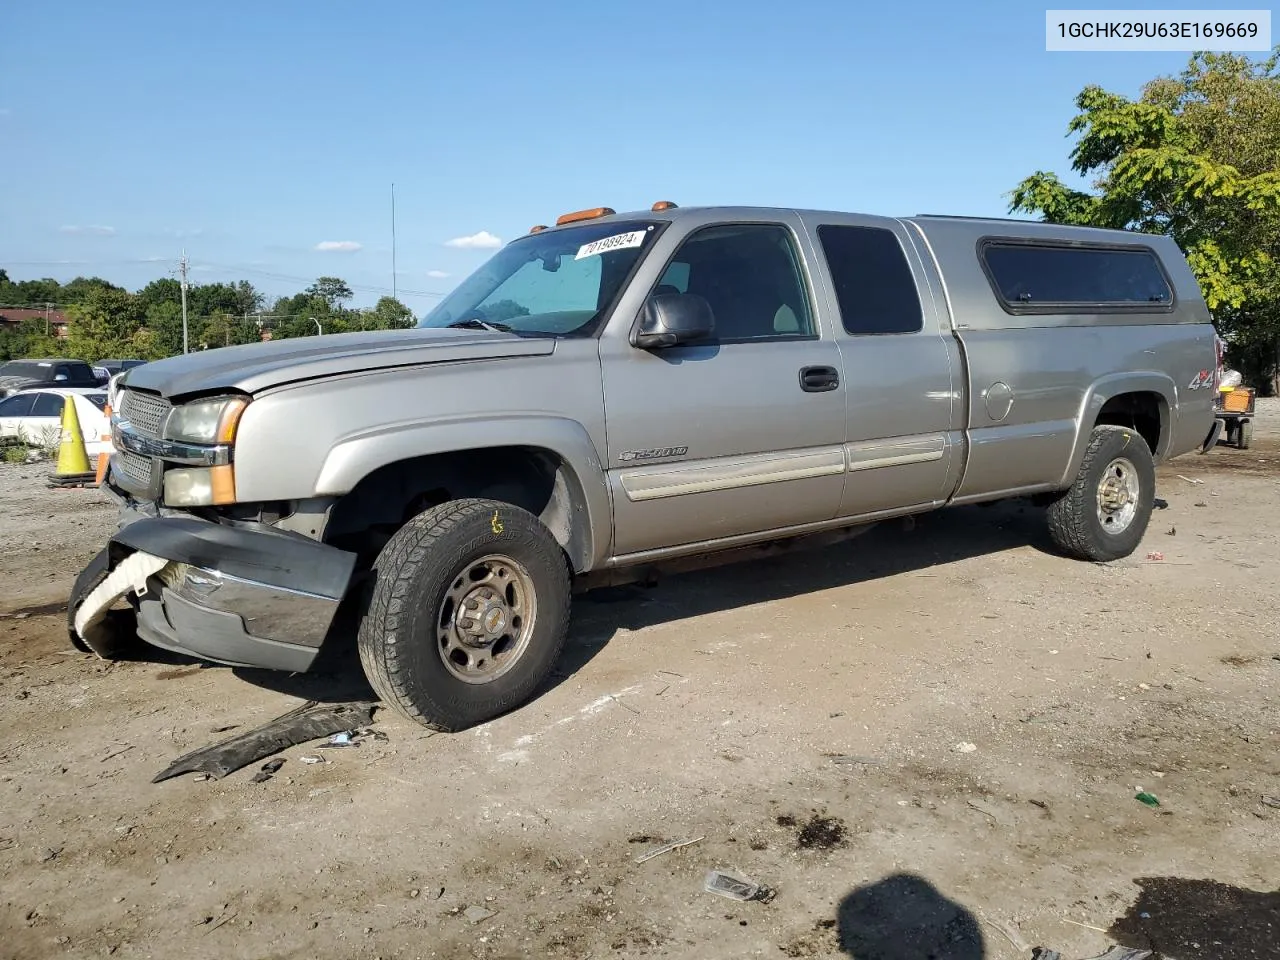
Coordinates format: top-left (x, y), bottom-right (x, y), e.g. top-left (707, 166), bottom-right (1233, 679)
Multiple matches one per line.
top-left (1047, 425), bottom-right (1155, 562)
top-left (357, 498), bottom-right (571, 731)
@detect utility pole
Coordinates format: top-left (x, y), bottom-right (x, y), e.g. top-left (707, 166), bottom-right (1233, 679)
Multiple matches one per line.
top-left (179, 249), bottom-right (190, 354)
top-left (391, 182), bottom-right (398, 303)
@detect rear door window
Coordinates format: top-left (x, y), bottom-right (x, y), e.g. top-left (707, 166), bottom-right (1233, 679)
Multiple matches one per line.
top-left (817, 225), bottom-right (923, 335)
top-left (31, 393), bottom-right (66, 417)
top-left (981, 242), bottom-right (1173, 311)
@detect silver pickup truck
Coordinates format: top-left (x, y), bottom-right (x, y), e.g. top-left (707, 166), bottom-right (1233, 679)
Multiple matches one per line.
top-left (71, 203), bottom-right (1220, 730)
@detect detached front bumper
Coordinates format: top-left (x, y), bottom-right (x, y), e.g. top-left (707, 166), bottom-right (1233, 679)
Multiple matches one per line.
top-left (75, 515), bottom-right (356, 672)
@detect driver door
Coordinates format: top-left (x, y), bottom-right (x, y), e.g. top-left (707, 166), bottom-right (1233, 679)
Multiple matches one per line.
top-left (599, 218), bottom-right (847, 558)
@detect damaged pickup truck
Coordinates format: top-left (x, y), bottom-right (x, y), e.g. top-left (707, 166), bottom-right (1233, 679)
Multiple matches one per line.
top-left (71, 203), bottom-right (1221, 730)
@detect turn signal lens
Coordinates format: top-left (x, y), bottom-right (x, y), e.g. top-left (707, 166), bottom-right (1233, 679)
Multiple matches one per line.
top-left (651, 200), bottom-right (678, 211)
top-left (555, 206), bottom-right (616, 226)
top-left (529, 224), bottom-right (549, 233)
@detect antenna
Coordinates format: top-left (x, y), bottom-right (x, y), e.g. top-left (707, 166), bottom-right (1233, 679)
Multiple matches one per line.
top-left (179, 249), bottom-right (190, 354)
top-left (391, 182), bottom-right (397, 303)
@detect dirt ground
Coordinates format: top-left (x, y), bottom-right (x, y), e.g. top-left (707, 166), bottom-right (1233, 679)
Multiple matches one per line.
top-left (2, 405), bottom-right (1278, 960)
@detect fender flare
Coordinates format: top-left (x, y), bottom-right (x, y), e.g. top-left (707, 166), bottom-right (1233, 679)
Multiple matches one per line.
top-left (313, 414), bottom-right (610, 571)
top-left (1058, 371), bottom-right (1178, 488)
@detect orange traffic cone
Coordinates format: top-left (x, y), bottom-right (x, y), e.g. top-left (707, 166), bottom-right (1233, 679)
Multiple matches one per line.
top-left (49, 395), bottom-right (96, 487)
top-left (93, 403), bottom-right (113, 486)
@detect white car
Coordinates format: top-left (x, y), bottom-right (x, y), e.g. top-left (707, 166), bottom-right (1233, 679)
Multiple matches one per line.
top-left (0, 387), bottom-right (112, 457)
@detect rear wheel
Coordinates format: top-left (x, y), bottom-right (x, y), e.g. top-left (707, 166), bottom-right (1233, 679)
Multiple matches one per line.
top-left (1238, 419), bottom-right (1253, 450)
top-left (1047, 425), bottom-right (1155, 562)
top-left (357, 498), bottom-right (571, 731)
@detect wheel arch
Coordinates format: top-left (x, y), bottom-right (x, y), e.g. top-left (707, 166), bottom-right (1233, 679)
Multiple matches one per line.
top-left (316, 417), bottom-right (609, 572)
top-left (1058, 373), bottom-right (1176, 488)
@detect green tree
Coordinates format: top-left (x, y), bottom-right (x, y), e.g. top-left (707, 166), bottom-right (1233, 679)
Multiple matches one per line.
top-left (137, 278), bottom-right (183, 310)
top-left (64, 288), bottom-right (146, 361)
top-left (145, 300), bottom-right (192, 358)
top-left (0, 319), bottom-right (60, 360)
top-left (60, 276), bottom-right (126, 304)
top-left (306, 277), bottom-right (353, 311)
top-left (363, 296), bottom-right (416, 330)
top-left (1009, 50), bottom-right (1280, 391)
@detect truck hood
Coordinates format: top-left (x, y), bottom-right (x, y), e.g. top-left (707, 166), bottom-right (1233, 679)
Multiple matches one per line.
top-left (121, 327), bottom-right (557, 399)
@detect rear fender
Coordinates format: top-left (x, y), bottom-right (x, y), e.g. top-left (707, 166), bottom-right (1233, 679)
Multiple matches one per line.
top-left (1059, 372), bottom-right (1176, 487)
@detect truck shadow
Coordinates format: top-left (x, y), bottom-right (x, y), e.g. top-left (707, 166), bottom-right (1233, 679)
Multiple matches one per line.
top-left (226, 501), bottom-right (1057, 709)
top-left (566, 500), bottom-right (1051, 654)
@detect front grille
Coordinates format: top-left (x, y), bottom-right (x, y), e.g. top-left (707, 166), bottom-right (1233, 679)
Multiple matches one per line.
top-left (114, 449), bottom-right (155, 490)
top-left (119, 389), bottom-right (171, 438)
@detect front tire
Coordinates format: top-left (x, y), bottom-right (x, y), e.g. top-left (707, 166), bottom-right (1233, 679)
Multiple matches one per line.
top-left (357, 498), bottom-right (571, 731)
top-left (1047, 425), bottom-right (1155, 562)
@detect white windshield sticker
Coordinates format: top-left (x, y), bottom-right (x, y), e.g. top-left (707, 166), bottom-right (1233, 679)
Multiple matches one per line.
top-left (575, 230), bottom-right (647, 260)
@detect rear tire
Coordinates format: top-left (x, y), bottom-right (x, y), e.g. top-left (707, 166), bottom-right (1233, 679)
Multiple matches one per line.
top-left (357, 498), bottom-right (571, 731)
top-left (1238, 419), bottom-right (1253, 450)
top-left (1047, 425), bottom-right (1155, 562)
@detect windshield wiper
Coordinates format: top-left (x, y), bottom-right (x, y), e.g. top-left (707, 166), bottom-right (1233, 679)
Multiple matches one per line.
top-left (445, 318), bottom-right (514, 333)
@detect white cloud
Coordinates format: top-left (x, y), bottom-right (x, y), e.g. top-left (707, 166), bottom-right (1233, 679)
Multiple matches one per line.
top-left (445, 230), bottom-right (502, 249)
top-left (315, 240), bottom-right (362, 252)
top-left (59, 224), bottom-right (116, 236)
top-left (426, 269), bottom-right (450, 279)
top-left (165, 227), bottom-right (205, 239)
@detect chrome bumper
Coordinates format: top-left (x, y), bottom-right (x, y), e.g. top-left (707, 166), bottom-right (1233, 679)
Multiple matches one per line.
top-left (107, 515), bottom-right (357, 672)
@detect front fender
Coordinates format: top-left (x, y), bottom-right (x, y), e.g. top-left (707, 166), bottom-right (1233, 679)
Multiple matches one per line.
top-left (1058, 371), bottom-right (1177, 488)
top-left (313, 414), bottom-right (611, 570)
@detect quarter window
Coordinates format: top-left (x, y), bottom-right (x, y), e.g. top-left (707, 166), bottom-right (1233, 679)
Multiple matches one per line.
top-left (981, 242), bottom-right (1172, 310)
top-left (657, 224), bottom-right (814, 342)
top-left (817, 226), bottom-right (923, 335)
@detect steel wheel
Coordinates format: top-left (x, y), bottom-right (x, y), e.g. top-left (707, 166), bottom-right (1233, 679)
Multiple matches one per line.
top-left (437, 554), bottom-right (538, 684)
top-left (1095, 456), bottom-right (1140, 535)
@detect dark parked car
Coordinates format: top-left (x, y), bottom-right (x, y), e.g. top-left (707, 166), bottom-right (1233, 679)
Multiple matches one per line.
top-left (0, 359), bottom-right (103, 397)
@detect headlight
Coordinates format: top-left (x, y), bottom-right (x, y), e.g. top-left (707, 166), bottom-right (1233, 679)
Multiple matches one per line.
top-left (164, 397), bottom-right (248, 444)
top-left (163, 465), bottom-right (236, 506)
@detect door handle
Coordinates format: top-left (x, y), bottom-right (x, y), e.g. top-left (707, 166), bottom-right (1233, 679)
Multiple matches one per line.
top-left (799, 365), bottom-right (840, 392)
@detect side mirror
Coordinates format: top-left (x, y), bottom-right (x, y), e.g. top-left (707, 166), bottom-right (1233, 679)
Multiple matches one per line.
top-left (54, 373), bottom-right (69, 382)
top-left (633, 293), bottom-right (715, 349)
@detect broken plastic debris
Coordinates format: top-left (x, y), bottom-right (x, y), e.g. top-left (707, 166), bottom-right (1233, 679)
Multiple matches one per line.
top-left (320, 732), bottom-right (355, 748)
top-left (1260, 795), bottom-right (1280, 809)
top-left (954, 742), bottom-right (978, 754)
top-left (251, 759), bottom-right (285, 783)
top-left (151, 701), bottom-right (376, 783)
top-left (703, 869), bottom-right (776, 903)
top-left (1145, 552), bottom-right (1164, 561)
top-left (300, 756), bottom-right (325, 765)
top-left (1135, 791), bottom-right (1160, 807)
top-left (463, 905), bottom-right (496, 924)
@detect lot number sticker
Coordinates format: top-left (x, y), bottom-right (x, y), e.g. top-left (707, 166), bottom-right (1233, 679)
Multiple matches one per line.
top-left (575, 230), bottom-right (646, 260)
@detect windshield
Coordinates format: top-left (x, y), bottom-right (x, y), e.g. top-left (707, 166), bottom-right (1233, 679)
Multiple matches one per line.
top-left (419, 220), bottom-right (662, 336)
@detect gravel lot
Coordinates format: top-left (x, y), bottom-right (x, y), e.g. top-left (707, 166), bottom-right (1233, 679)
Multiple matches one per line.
top-left (1, 403), bottom-right (1277, 960)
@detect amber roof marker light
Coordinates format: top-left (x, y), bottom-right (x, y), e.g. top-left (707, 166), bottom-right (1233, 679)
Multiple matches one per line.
top-left (528, 225), bottom-right (549, 233)
top-left (555, 206), bottom-right (616, 226)
top-left (651, 200), bottom-right (678, 211)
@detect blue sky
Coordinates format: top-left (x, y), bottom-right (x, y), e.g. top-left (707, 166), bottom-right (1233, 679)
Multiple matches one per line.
top-left (0, 1), bottom-right (1240, 310)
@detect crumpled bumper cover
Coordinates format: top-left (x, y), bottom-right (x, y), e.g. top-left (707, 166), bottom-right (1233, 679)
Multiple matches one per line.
top-left (74, 516), bottom-right (357, 673)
